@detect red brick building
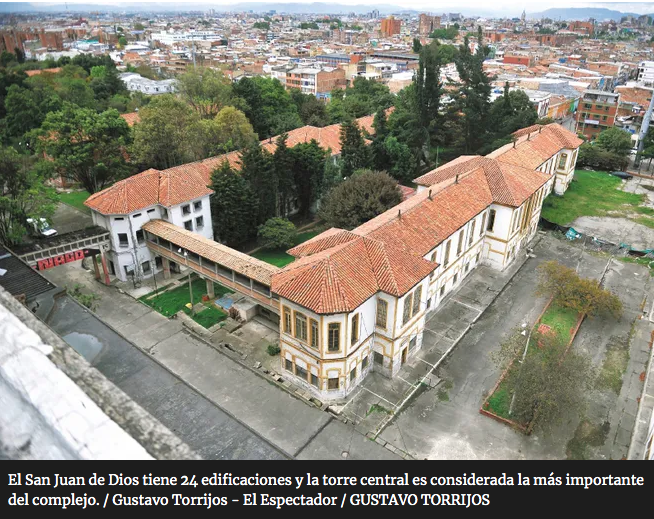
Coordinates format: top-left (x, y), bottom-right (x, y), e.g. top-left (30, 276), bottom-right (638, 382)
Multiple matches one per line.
top-left (503, 54), bottom-right (532, 67)
top-left (575, 90), bottom-right (620, 140)
top-left (381, 16), bottom-right (401, 37)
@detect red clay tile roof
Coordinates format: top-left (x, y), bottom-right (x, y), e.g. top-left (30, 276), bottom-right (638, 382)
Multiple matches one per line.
top-left (85, 168), bottom-right (214, 215)
top-left (272, 235), bottom-right (436, 314)
top-left (414, 156), bottom-right (549, 207)
top-left (399, 184), bottom-right (416, 200)
top-left (120, 112), bottom-right (141, 126)
top-left (142, 219), bottom-right (279, 285)
top-left (85, 113), bottom-right (377, 215)
top-left (25, 67), bottom-right (62, 76)
top-left (287, 228), bottom-right (359, 257)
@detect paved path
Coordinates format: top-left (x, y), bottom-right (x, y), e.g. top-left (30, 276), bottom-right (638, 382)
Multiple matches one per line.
top-left (42, 264), bottom-right (399, 460)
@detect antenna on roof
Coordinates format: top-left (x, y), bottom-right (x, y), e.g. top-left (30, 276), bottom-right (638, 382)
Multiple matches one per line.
top-left (455, 174), bottom-right (459, 184)
top-left (398, 209), bottom-right (401, 219)
top-left (428, 188), bottom-right (432, 200)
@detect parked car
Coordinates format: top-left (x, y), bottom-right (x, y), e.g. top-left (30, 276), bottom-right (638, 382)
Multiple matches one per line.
top-left (26, 217), bottom-right (57, 238)
top-left (609, 171), bottom-right (633, 180)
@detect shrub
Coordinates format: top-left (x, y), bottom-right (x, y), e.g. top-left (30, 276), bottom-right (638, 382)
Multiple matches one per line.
top-left (258, 217), bottom-right (297, 250)
top-left (267, 344), bottom-right (281, 356)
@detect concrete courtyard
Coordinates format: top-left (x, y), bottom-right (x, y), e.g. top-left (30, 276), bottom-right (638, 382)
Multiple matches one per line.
top-left (375, 233), bottom-right (652, 459)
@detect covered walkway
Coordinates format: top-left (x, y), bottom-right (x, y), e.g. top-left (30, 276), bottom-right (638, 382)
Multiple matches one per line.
top-left (142, 220), bottom-right (280, 314)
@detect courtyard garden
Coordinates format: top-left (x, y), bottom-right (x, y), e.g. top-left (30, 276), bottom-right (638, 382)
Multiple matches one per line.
top-left (251, 229), bottom-right (321, 267)
top-left (541, 170), bottom-right (654, 226)
top-left (139, 275), bottom-right (231, 328)
top-left (482, 260), bottom-right (623, 434)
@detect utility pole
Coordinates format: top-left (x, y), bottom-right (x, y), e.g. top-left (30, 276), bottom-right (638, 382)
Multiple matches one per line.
top-left (634, 89), bottom-right (654, 168)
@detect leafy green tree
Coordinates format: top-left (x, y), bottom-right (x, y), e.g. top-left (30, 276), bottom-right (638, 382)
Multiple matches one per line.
top-left (327, 77), bottom-right (394, 123)
top-left (0, 147), bottom-right (57, 245)
top-left (492, 327), bottom-right (594, 435)
top-left (595, 127), bottom-right (633, 157)
top-left (131, 95), bottom-right (203, 170)
top-left (177, 68), bottom-right (236, 119)
top-left (415, 40), bottom-right (443, 146)
top-left (32, 104), bottom-right (132, 193)
top-left (370, 107), bottom-right (391, 171)
top-left (134, 23), bottom-right (145, 31)
top-left (387, 83), bottom-right (427, 170)
top-left (576, 143), bottom-right (628, 171)
top-left (299, 22), bottom-right (319, 30)
top-left (253, 21), bottom-right (270, 30)
top-left (90, 67), bottom-right (129, 108)
top-left (340, 119), bottom-right (371, 177)
top-left (118, 36), bottom-right (128, 48)
top-left (384, 136), bottom-right (417, 184)
top-left (258, 217), bottom-right (297, 249)
top-left (412, 38), bottom-right (422, 53)
top-left (483, 83), bottom-right (537, 153)
top-left (289, 88), bottom-right (329, 126)
top-left (209, 161), bottom-right (258, 247)
top-left (289, 140), bottom-right (329, 217)
top-left (0, 51), bottom-right (16, 68)
top-left (429, 27), bottom-right (459, 40)
top-left (0, 69), bottom-right (26, 121)
top-left (69, 54), bottom-right (114, 74)
top-left (4, 83), bottom-right (62, 139)
top-left (240, 143), bottom-right (276, 224)
top-left (233, 76), bottom-right (302, 138)
top-left (197, 106), bottom-right (257, 157)
top-left (319, 170), bottom-right (402, 229)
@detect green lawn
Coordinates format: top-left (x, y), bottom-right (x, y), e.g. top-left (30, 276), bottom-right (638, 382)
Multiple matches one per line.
top-left (251, 230), bottom-right (320, 268)
top-left (486, 382), bottom-right (512, 418)
top-left (541, 170), bottom-right (644, 226)
top-left (185, 304), bottom-right (228, 329)
top-left (539, 303), bottom-right (580, 344)
top-left (139, 276), bottom-right (230, 317)
top-left (59, 190), bottom-right (91, 214)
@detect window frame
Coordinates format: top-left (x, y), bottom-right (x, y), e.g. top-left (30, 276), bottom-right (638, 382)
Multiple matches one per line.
top-left (376, 298), bottom-right (388, 329)
top-left (327, 377), bottom-right (339, 390)
top-left (444, 240), bottom-right (451, 266)
top-left (195, 216), bottom-right (204, 229)
top-left (184, 220), bottom-right (193, 231)
top-left (117, 233), bottom-right (129, 248)
top-left (487, 209), bottom-right (496, 232)
top-left (468, 220), bottom-right (475, 246)
top-left (350, 313), bottom-right (359, 345)
top-left (310, 319), bottom-right (319, 349)
top-left (457, 229), bottom-right (464, 255)
top-left (283, 306), bottom-right (292, 334)
top-left (294, 311), bottom-right (308, 342)
top-left (327, 323), bottom-right (340, 352)
top-left (558, 153), bottom-right (568, 170)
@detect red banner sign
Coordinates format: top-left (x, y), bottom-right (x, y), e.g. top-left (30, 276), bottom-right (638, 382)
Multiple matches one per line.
top-left (36, 248), bottom-right (100, 271)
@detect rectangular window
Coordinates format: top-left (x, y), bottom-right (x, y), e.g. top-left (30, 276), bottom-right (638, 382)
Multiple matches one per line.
top-left (283, 307), bottom-right (291, 333)
top-left (295, 312), bottom-right (308, 342)
top-left (182, 204), bottom-right (191, 216)
top-left (350, 367), bottom-right (357, 382)
top-left (118, 233), bottom-right (128, 247)
top-left (141, 260), bottom-right (151, 273)
top-left (480, 213), bottom-right (486, 236)
top-left (310, 319), bottom-right (318, 349)
top-left (440, 285), bottom-right (445, 297)
top-left (453, 272), bottom-right (459, 284)
top-left (114, 217), bottom-right (124, 221)
top-left (469, 220), bottom-right (475, 246)
top-left (184, 220), bottom-right (193, 231)
top-left (402, 293), bottom-right (412, 326)
top-left (558, 153), bottom-right (568, 170)
top-left (409, 337), bottom-right (417, 351)
top-left (457, 229), bottom-right (464, 255)
top-left (328, 378), bottom-right (339, 390)
top-left (412, 285), bottom-right (421, 316)
top-left (193, 200), bottom-right (202, 211)
top-left (285, 359), bottom-right (293, 372)
top-left (132, 213), bottom-right (142, 219)
top-left (135, 229), bottom-right (145, 244)
top-left (311, 373), bottom-right (319, 388)
top-left (162, 208), bottom-right (168, 219)
top-left (476, 252), bottom-right (480, 263)
top-left (374, 351), bottom-right (384, 365)
top-left (196, 216), bottom-right (204, 229)
top-left (487, 209), bottom-right (496, 232)
top-left (362, 356), bottom-right (369, 370)
top-left (296, 365), bottom-right (308, 382)
top-left (328, 323), bottom-right (340, 351)
top-left (351, 313), bottom-right (359, 345)
top-left (376, 299), bottom-right (387, 328)
top-left (444, 240), bottom-right (451, 266)
top-left (147, 208), bottom-right (156, 214)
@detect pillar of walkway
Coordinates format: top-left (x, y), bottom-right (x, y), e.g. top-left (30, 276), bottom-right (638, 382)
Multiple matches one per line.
top-left (100, 252), bottom-right (110, 286)
top-left (205, 278), bottom-right (215, 299)
top-left (92, 254), bottom-right (101, 281)
top-left (162, 256), bottom-right (171, 280)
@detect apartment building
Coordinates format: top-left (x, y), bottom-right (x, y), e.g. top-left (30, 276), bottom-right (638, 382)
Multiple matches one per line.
top-left (419, 14), bottom-right (441, 37)
top-left (380, 16), bottom-right (402, 37)
top-left (285, 66), bottom-right (346, 98)
top-left (575, 90), bottom-right (620, 140)
top-left (638, 61), bottom-right (654, 86)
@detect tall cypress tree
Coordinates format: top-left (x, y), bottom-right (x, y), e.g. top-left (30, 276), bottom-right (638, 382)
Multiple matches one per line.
top-left (371, 108), bottom-right (391, 171)
top-left (209, 161), bottom-right (258, 247)
top-left (273, 134), bottom-right (295, 217)
top-left (339, 119), bottom-right (370, 177)
top-left (239, 143), bottom-right (276, 225)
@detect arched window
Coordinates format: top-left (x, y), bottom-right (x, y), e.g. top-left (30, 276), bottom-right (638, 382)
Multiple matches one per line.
top-left (558, 153), bottom-right (568, 170)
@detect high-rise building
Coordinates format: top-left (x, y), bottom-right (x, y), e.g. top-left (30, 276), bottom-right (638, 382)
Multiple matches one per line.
top-left (381, 16), bottom-right (402, 37)
top-left (419, 14), bottom-right (441, 36)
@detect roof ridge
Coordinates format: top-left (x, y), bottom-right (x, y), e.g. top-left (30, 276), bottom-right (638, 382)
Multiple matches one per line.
top-left (362, 237), bottom-right (400, 295)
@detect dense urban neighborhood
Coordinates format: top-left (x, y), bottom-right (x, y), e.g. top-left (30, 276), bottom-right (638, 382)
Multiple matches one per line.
top-left (1, 2), bottom-right (653, 461)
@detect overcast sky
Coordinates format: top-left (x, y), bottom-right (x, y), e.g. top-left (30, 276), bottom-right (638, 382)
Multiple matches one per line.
top-left (8, 1), bottom-right (654, 15)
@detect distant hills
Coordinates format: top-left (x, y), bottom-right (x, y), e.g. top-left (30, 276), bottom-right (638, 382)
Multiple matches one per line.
top-left (0, 2), bottom-right (416, 15)
top-left (528, 7), bottom-right (641, 22)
